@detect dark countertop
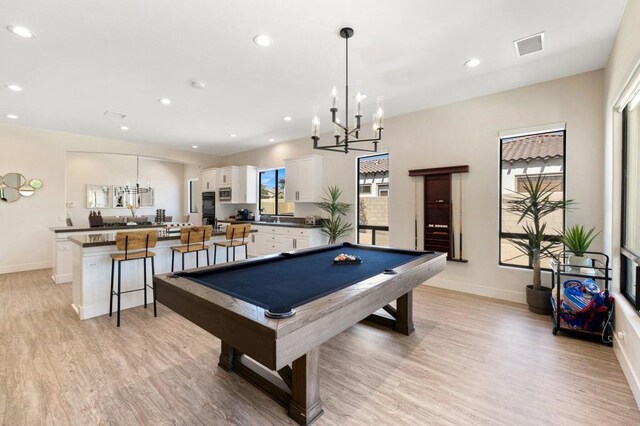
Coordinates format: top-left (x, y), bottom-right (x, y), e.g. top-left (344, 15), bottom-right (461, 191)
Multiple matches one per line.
top-left (69, 228), bottom-right (257, 248)
top-left (50, 224), bottom-right (166, 233)
top-left (219, 219), bottom-right (322, 229)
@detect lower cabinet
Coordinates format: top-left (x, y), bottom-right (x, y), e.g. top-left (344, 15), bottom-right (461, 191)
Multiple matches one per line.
top-left (251, 224), bottom-right (323, 256)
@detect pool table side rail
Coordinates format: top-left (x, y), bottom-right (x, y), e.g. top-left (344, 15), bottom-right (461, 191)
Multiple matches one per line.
top-left (273, 251), bottom-right (446, 369)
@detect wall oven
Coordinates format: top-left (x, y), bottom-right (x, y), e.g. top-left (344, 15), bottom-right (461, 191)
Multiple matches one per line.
top-left (219, 187), bottom-right (232, 202)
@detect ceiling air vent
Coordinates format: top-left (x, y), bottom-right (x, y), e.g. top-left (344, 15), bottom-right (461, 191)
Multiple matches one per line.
top-left (103, 110), bottom-right (127, 119)
top-left (514, 32), bottom-right (544, 57)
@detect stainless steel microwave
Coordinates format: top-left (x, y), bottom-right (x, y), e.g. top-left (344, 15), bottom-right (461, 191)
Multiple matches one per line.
top-left (219, 187), bottom-right (232, 202)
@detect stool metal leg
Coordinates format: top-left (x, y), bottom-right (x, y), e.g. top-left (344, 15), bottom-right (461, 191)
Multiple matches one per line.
top-left (117, 261), bottom-right (122, 327)
top-left (151, 256), bottom-right (157, 317)
top-left (245, 244), bottom-right (248, 259)
top-left (182, 253), bottom-right (185, 271)
top-left (206, 248), bottom-right (210, 266)
top-left (143, 257), bottom-right (148, 309)
top-left (171, 250), bottom-right (175, 272)
top-left (233, 246), bottom-right (236, 261)
top-left (196, 251), bottom-right (199, 268)
top-left (214, 246), bottom-right (217, 265)
top-left (226, 246), bottom-right (229, 263)
top-left (109, 259), bottom-right (115, 317)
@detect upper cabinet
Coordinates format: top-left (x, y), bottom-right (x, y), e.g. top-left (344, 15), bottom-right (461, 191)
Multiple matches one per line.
top-left (216, 165), bottom-right (257, 204)
top-left (284, 155), bottom-right (323, 203)
top-left (201, 168), bottom-right (218, 191)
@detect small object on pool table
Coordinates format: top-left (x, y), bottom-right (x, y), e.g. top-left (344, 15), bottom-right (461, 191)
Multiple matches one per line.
top-left (383, 268), bottom-right (398, 274)
top-left (333, 253), bottom-right (363, 264)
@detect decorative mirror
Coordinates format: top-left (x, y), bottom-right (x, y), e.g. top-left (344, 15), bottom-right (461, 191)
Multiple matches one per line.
top-left (0, 187), bottom-right (20, 202)
top-left (19, 186), bottom-right (35, 197)
top-left (86, 184), bottom-right (112, 208)
top-left (113, 185), bottom-right (154, 208)
top-left (0, 172), bottom-right (44, 203)
top-left (3, 173), bottom-right (26, 188)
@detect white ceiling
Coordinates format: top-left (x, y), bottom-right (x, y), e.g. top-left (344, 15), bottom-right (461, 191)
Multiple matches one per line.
top-left (0, 0), bottom-right (627, 156)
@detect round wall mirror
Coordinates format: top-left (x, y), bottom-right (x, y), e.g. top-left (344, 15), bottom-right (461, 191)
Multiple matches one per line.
top-left (19, 186), bottom-right (36, 197)
top-left (0, 187), bottom-right (20, 202)
top-left (3, 173), bottom-right (26, 188)
top-left (30, 179), bottom-right (44, 189)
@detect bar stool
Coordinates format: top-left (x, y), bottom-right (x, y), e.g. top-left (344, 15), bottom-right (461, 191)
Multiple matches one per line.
top-left (109, 230), bottom-right (157, 327)
top-left (213, 224), bottom-right (251, 264)
top-left (170, 225), bottom-right (213, 272)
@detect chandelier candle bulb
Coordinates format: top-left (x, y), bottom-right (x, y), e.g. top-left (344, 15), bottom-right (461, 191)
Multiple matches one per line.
top-left (355, 92), bottom-right (363, 116)
top-left (376, 107), bottom-right (384, 129)
top-left (331, 86), bottom-right (338, 109)
top-left (312, 116), bottom-right (320, 137)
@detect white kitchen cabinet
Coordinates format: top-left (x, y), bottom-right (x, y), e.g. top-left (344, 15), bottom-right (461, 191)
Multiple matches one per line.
top-left (247, 233), bottom-right (257, 256)
top-left (251, 224), bottom-right (323, 256)
top-left (284, 155), bottom-right (323, 203)
top-left (218, 165), bottom-right (258, 204)
top-left (201, 168), bottom-right (218, 191)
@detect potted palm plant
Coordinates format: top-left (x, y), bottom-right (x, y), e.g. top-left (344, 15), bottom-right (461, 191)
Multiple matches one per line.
top-left (558, 225), bottom-right (599, 269)
top-left (505, 175), bottom-right (573, 314)
top-left (315, 185), bottom-right (353, 244)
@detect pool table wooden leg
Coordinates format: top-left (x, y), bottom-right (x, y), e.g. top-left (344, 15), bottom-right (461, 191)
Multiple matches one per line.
top-left (395, 290), bottom-right (415, 336)
top-left (289, 347), bottom-right (324, 425)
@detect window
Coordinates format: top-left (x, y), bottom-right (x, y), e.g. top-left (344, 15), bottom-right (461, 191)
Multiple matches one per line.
top-left (621, 99), bottom-right (640, 312)
top-left (357, 154), bottom-right (389, 246)
top-left (188, 179), bottom-right (198, 214)
top-left (359, 184), bottom-right (372, 194)
top-left (499, 130), bottom-right (566, 268)
top-left (259, 168), bottom-right (294, 216)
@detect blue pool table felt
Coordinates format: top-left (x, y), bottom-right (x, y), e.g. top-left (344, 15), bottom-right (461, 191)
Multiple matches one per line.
top-left (177, 245), bottom-right (423, 314)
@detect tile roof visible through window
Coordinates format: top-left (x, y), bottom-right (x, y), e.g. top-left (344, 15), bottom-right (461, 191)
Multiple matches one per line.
top-left (501, 132), bottom-right (564, 163)
top-left (359, 157), bottom-right (389, 175)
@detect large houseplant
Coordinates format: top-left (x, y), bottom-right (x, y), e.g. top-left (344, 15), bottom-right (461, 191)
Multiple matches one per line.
top-left (558, 225), bottom-right (599, 268)
top-left (316, 185), bottom-right (353, 244)
top-left (505, 175), bottom-right (573, 314)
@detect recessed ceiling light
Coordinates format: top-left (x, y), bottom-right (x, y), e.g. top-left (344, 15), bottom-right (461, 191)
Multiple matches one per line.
top-left (192, 145), bottom-right (199, 149)
top-left (268, 138), bottom-right (275, 142)
top-left (120, 126), bottom-right (129, 131)
top-left (7, 25), bottom-right (36, 38)
top-left (189, 80), bottom-right (205, 89)
top-left (6, 114), bottom-right (19, 119)
top-left (159, 98), bottom-right (172, 105)
top-left (229, 133), bottom-right (237, 138)
top-left (464, 58), bottom-right (480, 68)
top-left (283, 116), bottom-right (292, 121)
top-left (253, 34), bottom-right (272, 47)
top-left (6, 84), bottom-right (23, 92)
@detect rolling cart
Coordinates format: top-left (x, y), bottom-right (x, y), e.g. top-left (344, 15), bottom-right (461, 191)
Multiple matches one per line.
top-left (550, 250), bottom-right (614, 346)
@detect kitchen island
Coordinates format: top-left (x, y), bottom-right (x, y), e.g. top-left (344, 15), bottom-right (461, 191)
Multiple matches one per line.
top-left (69, 227), bottom-right (256, 320)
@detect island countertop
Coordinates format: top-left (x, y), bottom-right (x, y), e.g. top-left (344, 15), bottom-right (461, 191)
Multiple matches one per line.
top-left (69, 228), bottom-right (257, 248)
top-left (219, 219), bottom-right (323, 229)
top-left (50, 224), bottom-right (167, 233)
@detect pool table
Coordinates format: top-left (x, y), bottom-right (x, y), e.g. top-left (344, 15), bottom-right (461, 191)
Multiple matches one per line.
top-left (153, 243), bottom-right (446, 424)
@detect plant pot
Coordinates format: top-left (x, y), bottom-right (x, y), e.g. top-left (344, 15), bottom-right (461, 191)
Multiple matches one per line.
top-left (568, 253), bottom-right (592, 270)
top-left (525, 285), bottom-right (553, 315)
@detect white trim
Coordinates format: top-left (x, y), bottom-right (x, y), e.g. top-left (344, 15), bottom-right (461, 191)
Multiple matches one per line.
top-left (614, 60), bottom-right (640, 112)
top-left (613, 295), bottom-right (640, 409)
top-left (423, 276), bottom-right (526, 304)
top-left (499, 122), bottom-right (566, 139)
top-left (0, 261), bottom-right (53, 275)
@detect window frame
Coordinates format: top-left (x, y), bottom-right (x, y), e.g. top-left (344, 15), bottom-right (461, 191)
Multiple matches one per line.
top-left (258, 167), bottom-right (293, 216)
top-left (188, 179), bottom-right (198, 214)
top-left (357, 153), bottom-right (390, 245)
top-left (621, 105), bottom-right (640, 312)
top-left (498, 129), bottom-right (567, 270)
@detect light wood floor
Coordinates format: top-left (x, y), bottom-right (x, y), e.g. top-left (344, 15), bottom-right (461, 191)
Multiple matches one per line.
top-left (1, 269), bottom-right (638, 425)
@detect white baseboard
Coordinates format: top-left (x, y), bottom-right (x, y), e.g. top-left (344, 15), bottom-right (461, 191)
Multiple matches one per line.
top-left (424, 276), bottom-right (526, 304)
top-left (52, 273), bottom-right (73, 284)
top-left (0, 261), bottom-right (53, 275)
top-left (615, 338), bottom-right (640, 409)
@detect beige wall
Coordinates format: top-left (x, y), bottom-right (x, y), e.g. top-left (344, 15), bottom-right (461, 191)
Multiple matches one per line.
top-left (0, 124), bottom-right (220, 274)
top-left (603, 0), bottom-right (640, 407)
top-left (222, 69), bottom-right (605, 303)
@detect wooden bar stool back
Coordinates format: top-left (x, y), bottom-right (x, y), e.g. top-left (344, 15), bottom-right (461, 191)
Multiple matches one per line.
top-left (213, 223), bottom-right (251, 264)
top-left (170, 225), bottom-right (213, 272)
top-left (110, 230), bottom-right (158, 327)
